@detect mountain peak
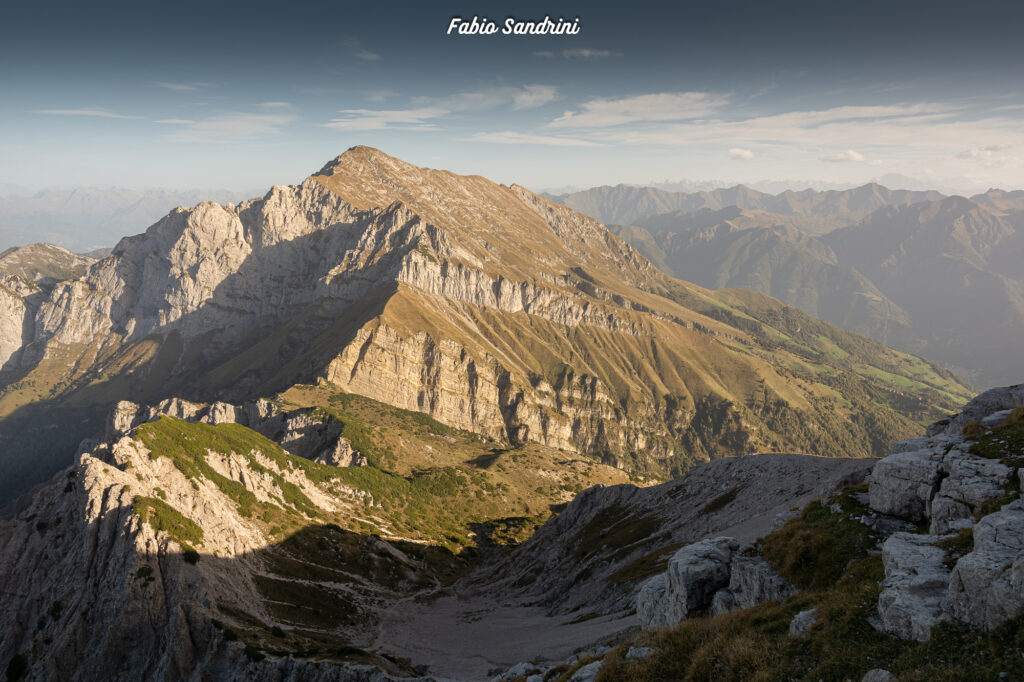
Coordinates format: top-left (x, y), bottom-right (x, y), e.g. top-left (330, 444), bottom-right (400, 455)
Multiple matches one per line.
top-left (316, 145), bottom-right (408, 178)
top-left (306, 147), bottom-right (648, 287)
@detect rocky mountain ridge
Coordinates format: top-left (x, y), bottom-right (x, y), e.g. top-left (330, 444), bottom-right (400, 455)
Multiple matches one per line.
top-left (0, 148), bottom-right (971, 505)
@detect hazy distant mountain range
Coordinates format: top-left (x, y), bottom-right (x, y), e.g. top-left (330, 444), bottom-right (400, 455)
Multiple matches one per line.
top-left (538, 172), bottom-right (992, 199)
top-left (548, 184), bottom-right (1024, 388)
top-left (0, 186), bottom-right (253, 252)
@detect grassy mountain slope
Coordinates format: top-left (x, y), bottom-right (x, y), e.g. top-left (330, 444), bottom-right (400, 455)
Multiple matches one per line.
top-left (611, 207), bottom-right (914, 345)
top-left (825, 196), bottom-right (1024, 388)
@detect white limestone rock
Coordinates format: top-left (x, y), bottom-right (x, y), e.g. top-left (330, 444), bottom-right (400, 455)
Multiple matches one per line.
top-left (929, 495), bottom-right (973, 535)
top-left (710, 588), bottom-right (735, 616)
top-left (789, 608), bottom-right (817, 637)
top-left (626, 646), bottom-right (654, 660)
top-left (568, 660), bottom-right (603, 682)
top-left (637, 573), bottom-right (670, 629)
top-left (938, 454), bottom-right (1012, 508)
top-left (948, 504), bottom-right (1024, 630)
top-left (202, 401), bottom-right (241, 425)
top-left (665, 537), bottom-right (738, 618)
top-left (877, 532), bottom-right (951, 641)
top-left (105, 400), bottom-right (143, 440)
top-left (938, 385), bottom-right (1024, 437)
top-left (316, 436), bottom-right (367, 467)
top-left (869, 449), bottom-right (944, 521)
top-left (152, 397), bottom-right (204, 422)
top-left (726, 552), bottom-right (795, 609)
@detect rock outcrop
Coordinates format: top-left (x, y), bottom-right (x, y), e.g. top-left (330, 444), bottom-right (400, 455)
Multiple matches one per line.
top-left (0, 401), bottom-right (447, 681)
top-left (789, 608), bottom-right (817, 637)
top-left (868, 385), bottom-right (1024, 639)
top-left (948, 501), bottom-right (1024, 630)
top-left (105, 397), bottom-right (367, 468)
top-left (877, 533), bottom-right (951, 641)
top-left (637, 538), bottom-right (793, 629)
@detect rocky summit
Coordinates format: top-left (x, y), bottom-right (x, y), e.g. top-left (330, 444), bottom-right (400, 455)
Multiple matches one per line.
top-left (0, 148), bottom-right (970, 504)
top-left (0, 149), bottom-right (1018, 682)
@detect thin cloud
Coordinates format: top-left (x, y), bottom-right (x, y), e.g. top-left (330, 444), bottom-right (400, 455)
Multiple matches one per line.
top-left (342, 37), bottom-right (381, 61)
top-left (160, 112), bottom-right (294, 141)
top-left (325, 86), bottom-right (559, 131)
top-left (325, 107), bottom-right (447, 131)
top-left (366, 90), bottom-right (399, 103)
top-left (510, 85), bottom-right (559, 110)
top-left (956, 145), bottom-right (1011, 159)
top-left (154, 118), bottom-right (195, 124)
top-left (565, 102), bottom-right (980, 156)
top-left (464, 131), bottom-right (599, 147)
top-left (547, 92), bottom-right (728, 128)
top-left (32, 108), bottom-right (141, 120)
top-left (419, 85), bottom-right (558, 112)
top-left (153, 81), bottom-right (197, 92)
top-left (729, 147), bottom-right (755, 160)
top-left (259, 101), bottom-right (293, 109)
top-left (820, 149), bottom-right (866, 163)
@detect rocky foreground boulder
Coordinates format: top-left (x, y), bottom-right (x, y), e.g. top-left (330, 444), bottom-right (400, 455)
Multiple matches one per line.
top-left (869, 384), bottom-right (1024, 639)
top-left (637, 537), bottom-right (793, 629)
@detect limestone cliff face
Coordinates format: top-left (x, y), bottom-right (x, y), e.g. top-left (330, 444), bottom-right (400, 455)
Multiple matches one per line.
top-left (0, 275), bottom-right (38, 368)
top-left (0, 403), bottom-right (432, 681)
top-left (0, 444), bottom-right (255, 681)
top-left (30, 180), bottom-right (397, 348)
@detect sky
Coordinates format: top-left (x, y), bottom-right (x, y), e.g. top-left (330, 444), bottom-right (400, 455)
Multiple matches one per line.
top-left (3, 0), bottom-right (1024, 194)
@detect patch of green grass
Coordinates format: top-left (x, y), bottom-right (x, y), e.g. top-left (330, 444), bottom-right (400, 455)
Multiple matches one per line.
top-left (471, 516), bottom-right (546, 547)
top-left (573, 504), bottom-right (661, 562)
top-left (761, 484), bottom-right (878, 590)
top-left (607, 542), bottom-right (687, 586)
top-left (1003, 405), bottom-right (1024, 428)
top-left (136, 417), bottom-right (319, 518)
top-left (133, 495), bottom-right (204, 549)
top-left (968, 414), bottom-right (1024, 468)
top-left (700, 485), bottom-right (744, 515)
top-left (889, 616), bottom-right (1024, 680)
top-left (962, 421), bottom-right (988, 441)
top-left (938, 528), bottom-right (973, 568)
top-left (415, 243), bottom-right (438, 264)
top-left (976, 490), bottom-right (1019, 520)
